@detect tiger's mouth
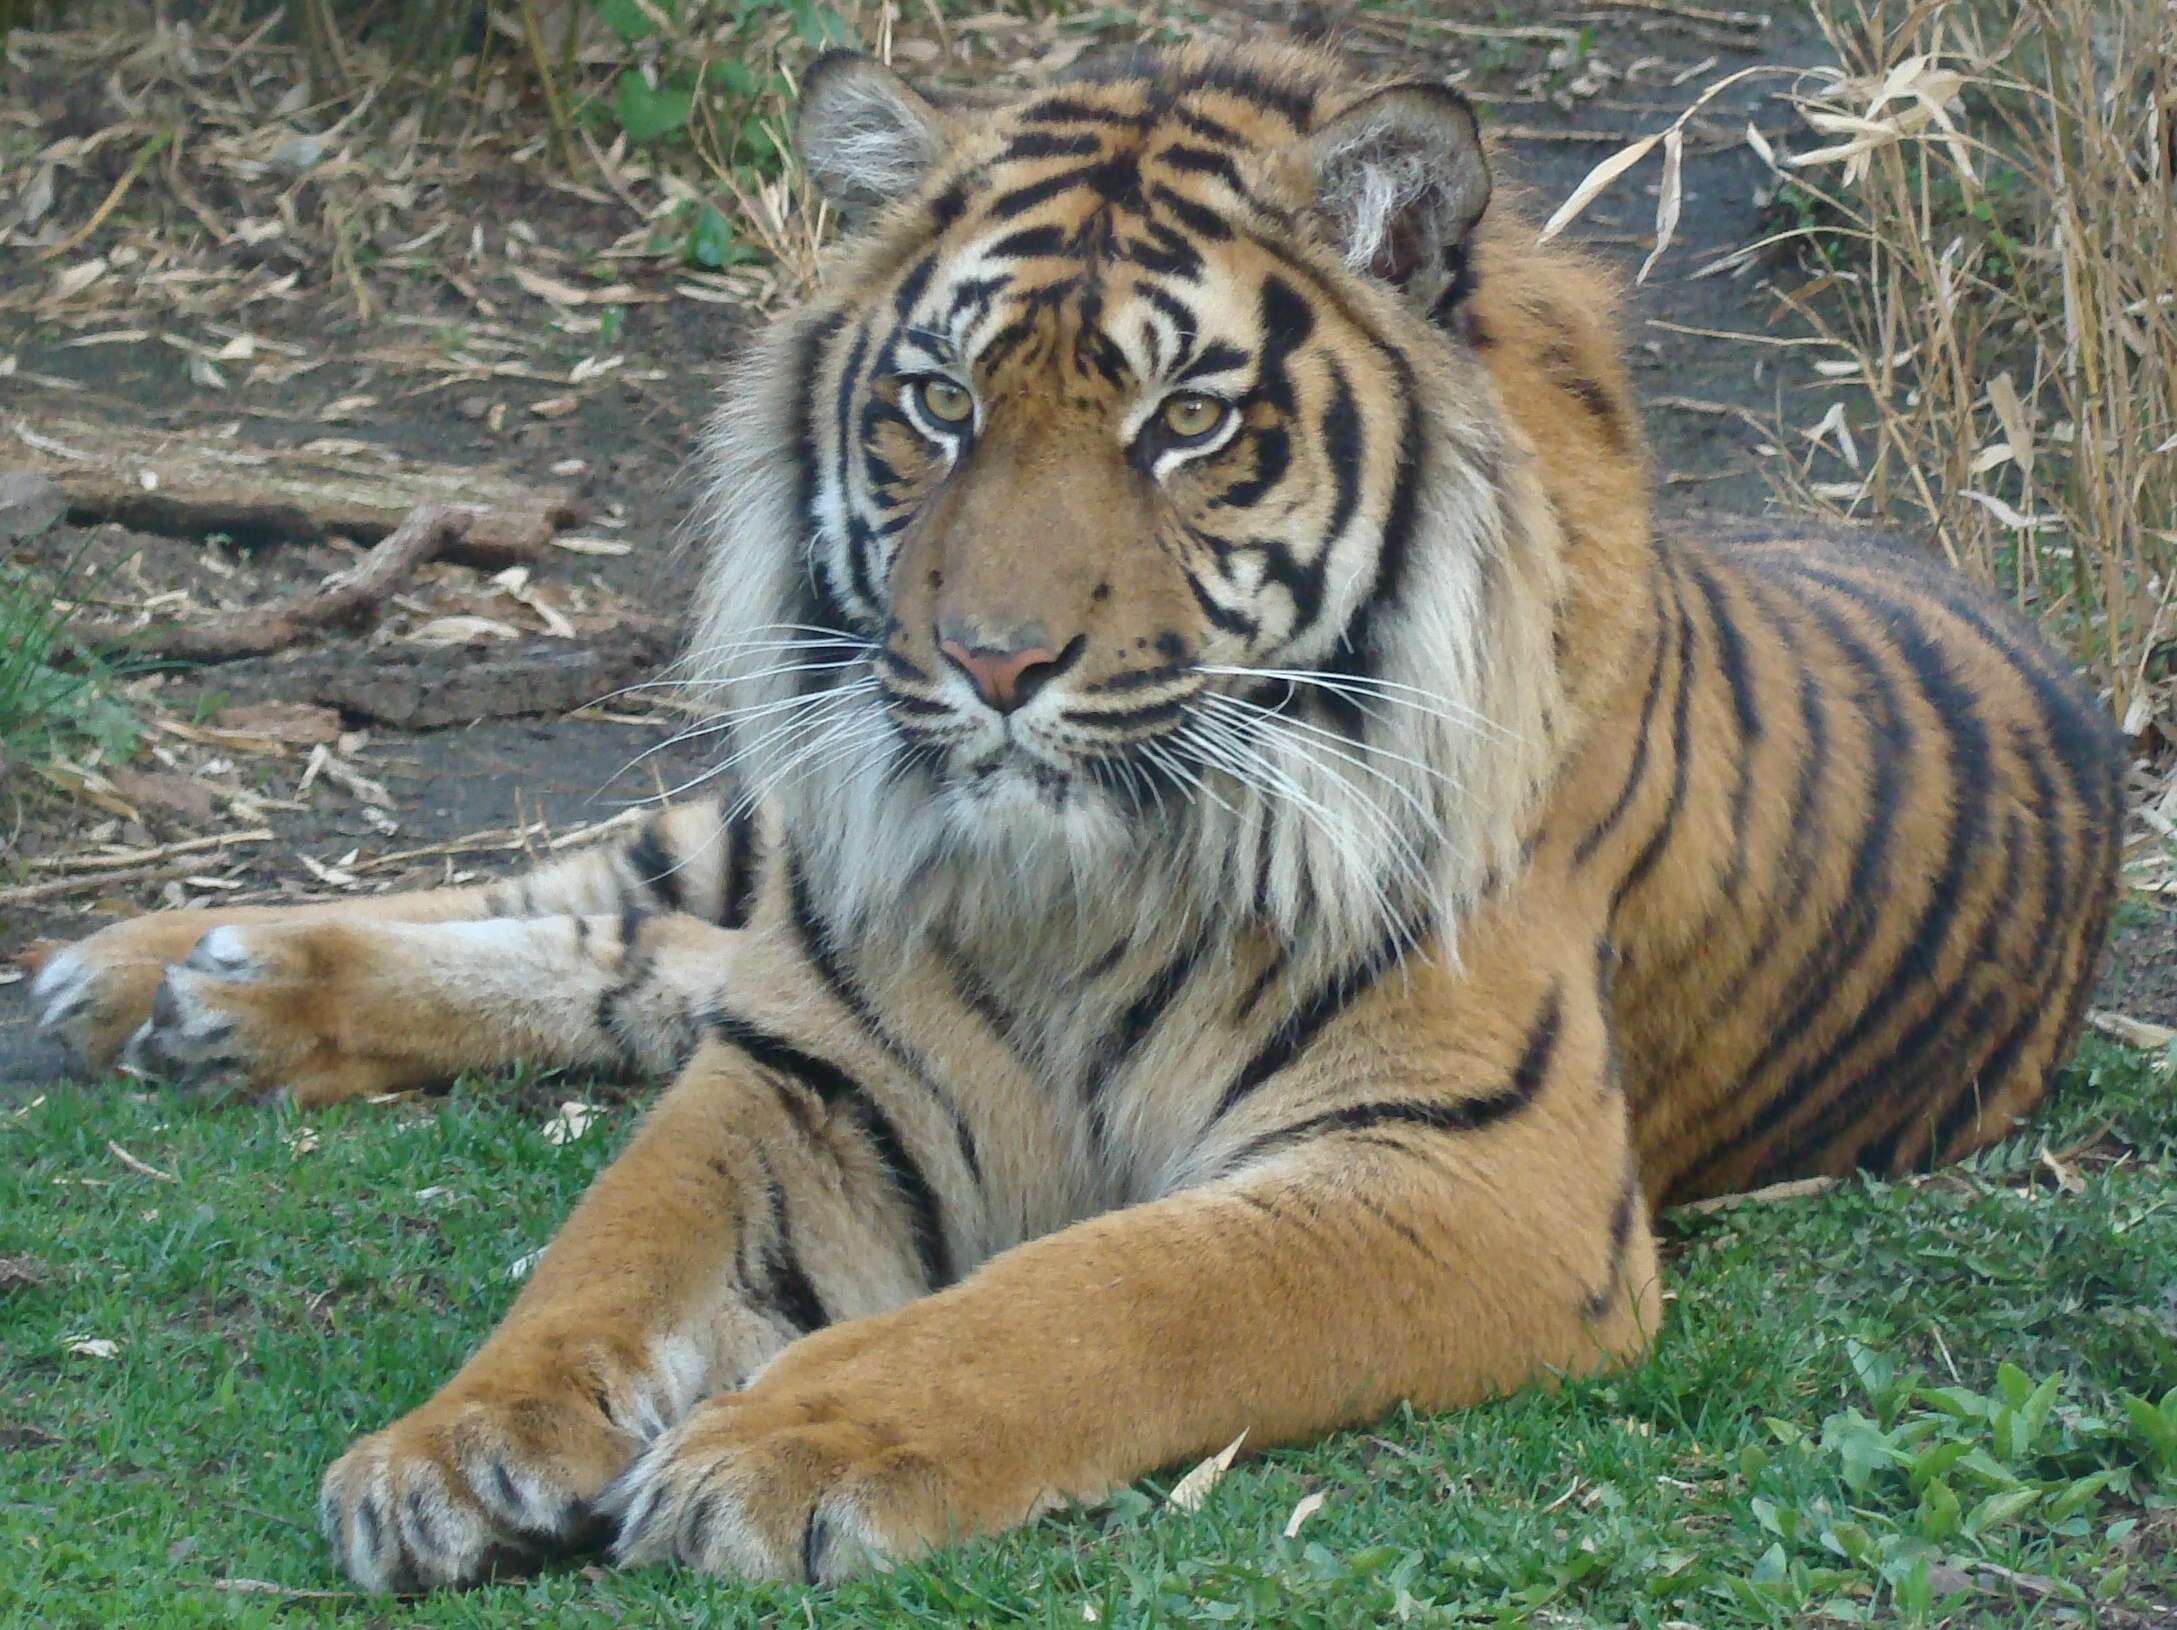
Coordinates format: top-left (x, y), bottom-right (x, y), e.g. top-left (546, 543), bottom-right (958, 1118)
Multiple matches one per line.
top-left (950, 746), bottom-right (1082, 810)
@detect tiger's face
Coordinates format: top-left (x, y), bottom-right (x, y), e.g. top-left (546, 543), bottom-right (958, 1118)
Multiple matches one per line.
top-left (865, 223), bottom-right (1420, 828)
top-left (694, 45), bottom-right (1562, 952)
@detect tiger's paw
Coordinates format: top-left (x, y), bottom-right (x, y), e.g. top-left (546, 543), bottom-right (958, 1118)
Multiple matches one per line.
top-left (112, 923), bottom-right (416, 1106)
top-left (320, 1354), bottom-right (669, 1592)
top-left (30, 911), bottom-right (231, 1074)
top-left (606, 1375), bottom-right (1020, 1584)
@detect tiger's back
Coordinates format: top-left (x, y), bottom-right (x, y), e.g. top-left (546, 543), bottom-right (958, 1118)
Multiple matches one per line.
top-left (1580, 524), bottom-right (2122, 1204)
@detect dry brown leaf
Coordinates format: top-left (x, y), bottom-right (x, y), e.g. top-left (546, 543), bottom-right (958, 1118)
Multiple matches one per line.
top-left (2038, 1147), bottom-right (2085, 1196)
top-left (1282, 1490), bottom-right (1327, 1539)
top-left (49, 257), bottom-right (109, 299)
top-left (405, 614), bottom-right (524, 645)
top-left (543, 1101), bottom-right (601, 1146)
top-left (1638, 126), bottom-right (1685, 284)
top-left (1166, 1430), bottom-right (1248, 1512)
top-left (511, 266), bottom-right (641, 307)
top-left (1539, 133), bottom-right (1664, 244)
top-left (1986, 372), bottom-right (2035, 483)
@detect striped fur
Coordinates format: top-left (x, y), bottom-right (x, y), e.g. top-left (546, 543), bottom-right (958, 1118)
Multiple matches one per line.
top-left (31, 42), bottom-right (2120, 1591)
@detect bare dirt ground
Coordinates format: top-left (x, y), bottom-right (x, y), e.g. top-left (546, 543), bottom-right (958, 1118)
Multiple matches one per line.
top-left (3, 1), bottom-right (2169, 1088)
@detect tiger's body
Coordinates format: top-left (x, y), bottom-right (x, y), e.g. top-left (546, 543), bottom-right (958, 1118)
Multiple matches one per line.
top-left (31, 42), bottom-right (2119, 1591)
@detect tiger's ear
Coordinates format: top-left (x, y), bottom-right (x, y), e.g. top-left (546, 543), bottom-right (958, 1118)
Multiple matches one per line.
top-left (1300, 84), bottom-right (1491, 311)
top-left (797, 52), bottom-right (952, 222)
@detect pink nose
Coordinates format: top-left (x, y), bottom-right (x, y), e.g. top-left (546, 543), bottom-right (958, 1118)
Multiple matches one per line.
top-left (939, 637), bottom-right (1062, 713)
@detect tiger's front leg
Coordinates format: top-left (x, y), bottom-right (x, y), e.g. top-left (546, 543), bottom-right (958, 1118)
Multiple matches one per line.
top-left (318, 1031), bottom-right (953, 1590)
top-left (607, 928), bottom-right (1660, 1582)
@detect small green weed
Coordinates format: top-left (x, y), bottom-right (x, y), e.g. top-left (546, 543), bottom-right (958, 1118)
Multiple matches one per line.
top-left (0, 555), bottom-right (137, 772)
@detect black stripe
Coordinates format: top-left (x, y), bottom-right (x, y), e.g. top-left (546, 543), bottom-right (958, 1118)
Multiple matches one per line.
top-left (985, 166), bottom-right (1100, 222)
top-left (1016, 95), bottom-right (1155, 131)
top-left (1914, 728), bottom-right (2079, 1161)
top-left (707, 1013), bottom-right (953, 1290)
top-left (1573, 574), bottom-right (1673, 867)
top-left (1084, 930), bottom-right (1212, 1155)
top-left (987, 225), bottom-right (1068, 260)
top-left (1066, 697), bottom-right (1186, 733)
top-left (1148, 181), bottom-right (1231, 240)
top-left (1175, 106), bottom-right (1243, 144)
top-left (786, 854), bottom-right (984, 1188)
top-left (1582, 1165), bottom-right (1641, 1318)
top-left (940, 939), bottom-right (1032, 1064)
top-left (1607, 557), bottom-right (1699, 920)
top-left (1686, 558), bottom-right (1759, 912)
top-left (1540, 341), bottom-right (1628, 453)
top-left (1210, 909), bottom-right (1431, 1124)
top-left (1687, 557), bottom-right (1761, 740)
top-left (1227, 982), bottom-right (1562, 1166)
top-left (1157, 142), bottom-right (1249, 189)
top-left (1106, 932), bottom-right (1210, 1072)
top-left (791, 311), bottom-right (847, 557)
top-left (718, 803), bottom-right (760, 929)
top-left (625, 819), bottom-right (684, 914)
top-left (1000, 130), bottom-right (1105, 162)
top-left (756, 1175), bottom-right (831, 1336)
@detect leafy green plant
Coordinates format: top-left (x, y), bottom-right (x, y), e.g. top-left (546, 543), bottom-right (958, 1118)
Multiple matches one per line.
top-left (0, 554), bottom-right (137, 769)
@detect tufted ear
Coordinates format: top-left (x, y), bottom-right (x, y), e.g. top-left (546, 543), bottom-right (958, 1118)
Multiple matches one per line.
top-left (796, 51), bottom-right (951, 223)
top-left (1300, 84), bottom-right (1491, 313)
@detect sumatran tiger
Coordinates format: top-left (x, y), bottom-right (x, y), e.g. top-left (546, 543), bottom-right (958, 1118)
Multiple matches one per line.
top-left (30, 42), bottom-right (2121, 1592)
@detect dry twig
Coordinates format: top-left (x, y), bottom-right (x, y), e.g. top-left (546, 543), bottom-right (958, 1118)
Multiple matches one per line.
top-left (73, 503), bottom-right (549, 661)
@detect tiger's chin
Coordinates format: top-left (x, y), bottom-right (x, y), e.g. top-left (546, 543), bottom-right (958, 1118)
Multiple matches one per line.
top-left (936, 752), bottom-right (1133, 864)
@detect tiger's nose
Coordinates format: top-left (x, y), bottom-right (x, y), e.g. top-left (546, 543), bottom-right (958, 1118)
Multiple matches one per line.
top-left (937, 630), bottom-right (1066, 714)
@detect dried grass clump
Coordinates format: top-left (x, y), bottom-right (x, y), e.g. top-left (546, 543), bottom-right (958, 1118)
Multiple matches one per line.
top-left (1772, 0), bottom-right (2174, 781)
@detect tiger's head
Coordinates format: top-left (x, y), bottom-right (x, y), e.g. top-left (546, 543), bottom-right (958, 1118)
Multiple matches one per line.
top-left (691, 42), bottom-right (1646, 964)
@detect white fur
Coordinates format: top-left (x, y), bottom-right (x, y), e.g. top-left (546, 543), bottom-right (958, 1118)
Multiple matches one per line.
top-left (800, 65), bottom-right (944, 213)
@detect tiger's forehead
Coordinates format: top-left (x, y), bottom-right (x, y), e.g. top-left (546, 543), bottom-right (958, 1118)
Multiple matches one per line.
top-left (898, 59), bottom-right (1339, 387)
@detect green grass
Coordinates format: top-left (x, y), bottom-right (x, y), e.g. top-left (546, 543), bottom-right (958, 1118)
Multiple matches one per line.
top-left (5, 1039), bottom-right (2176, 1629)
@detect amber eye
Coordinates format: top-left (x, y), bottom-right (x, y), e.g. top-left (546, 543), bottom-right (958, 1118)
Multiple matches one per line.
top-left (1158, 392), bottom-right (1228, 442)
top-left (915, 377), bottom-right (975, 426)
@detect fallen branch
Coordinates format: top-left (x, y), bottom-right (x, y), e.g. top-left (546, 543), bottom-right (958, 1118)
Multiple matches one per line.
top-left (73, 503), bottom-right (524, 662)
top-left (25, 829), bottom-right (274, 874)
top-left (0, 862), bottom-right (192, 908)
top-left (3, 411), bottom-right (582, 567)
top-left (1673, 1175), bottom-right (1840, 1217)
top-left (2090, 1010), bottom-right (2177, 1052)
top-left (209, 1578), bottom-right (362, 1601)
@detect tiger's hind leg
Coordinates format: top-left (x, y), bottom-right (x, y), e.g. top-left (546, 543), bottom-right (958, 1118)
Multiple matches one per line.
top-left (318, 1026), bottom-right (954, 1590)
top-left (30, 797), bottom-right (751, 1096)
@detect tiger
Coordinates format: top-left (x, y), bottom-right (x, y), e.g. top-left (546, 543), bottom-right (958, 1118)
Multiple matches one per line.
top-left (28, 41), bottom-right (2121, 1592)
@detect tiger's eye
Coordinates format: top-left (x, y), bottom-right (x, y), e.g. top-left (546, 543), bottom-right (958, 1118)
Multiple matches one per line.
top-left (1159, 393), bottom-right (1226, 440)
top-left (917, 378), bottom-right (974, 425)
